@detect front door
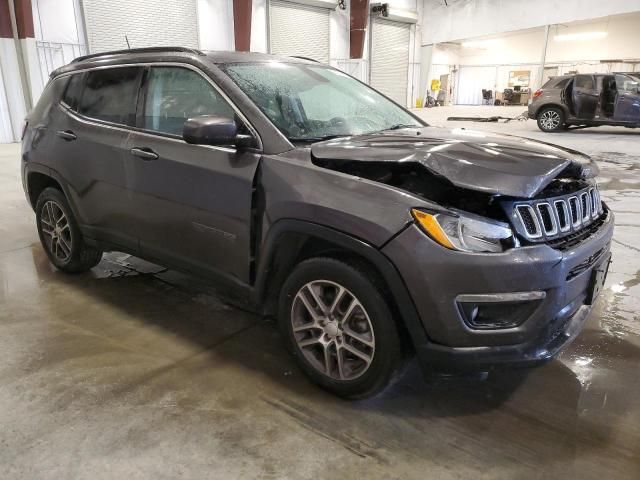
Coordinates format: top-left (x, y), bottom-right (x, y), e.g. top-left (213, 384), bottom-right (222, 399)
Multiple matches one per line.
top-left (614, 74), bottom-right (640, 122)
top-left (572, 75), bottom-right (598, 120)
top-left (125, 65), bottom-right (261, 286)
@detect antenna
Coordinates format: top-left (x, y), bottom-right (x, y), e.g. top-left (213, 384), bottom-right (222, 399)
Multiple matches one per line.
top-left (125, 35), bottom-right (131, 49)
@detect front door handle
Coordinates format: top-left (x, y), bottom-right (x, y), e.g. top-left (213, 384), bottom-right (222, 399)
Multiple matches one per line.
top-left (56, 130), bottom-right (77, 141)
top-left (130, 147), bottom-right (159, 160)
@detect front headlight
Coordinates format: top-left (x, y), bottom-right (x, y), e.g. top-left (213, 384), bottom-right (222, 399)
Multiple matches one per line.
top-left (411, 208), bottom-right (514, 253)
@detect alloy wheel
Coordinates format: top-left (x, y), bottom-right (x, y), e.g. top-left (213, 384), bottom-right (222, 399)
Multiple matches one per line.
top-left (291, 280), bottom-right (375, 381)
top-left (40, 200), bottom-right (72, 262)
top-left (540, 110), bottom-right (561, 130)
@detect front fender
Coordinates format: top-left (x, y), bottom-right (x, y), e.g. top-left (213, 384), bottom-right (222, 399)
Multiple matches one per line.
top-left (252, 219), bottom-right (431, 366)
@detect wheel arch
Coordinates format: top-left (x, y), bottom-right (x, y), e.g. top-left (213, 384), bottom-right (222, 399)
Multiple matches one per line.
top-left (535, 102), bottom-right (570, 120)
top-left (27, 171), bottom-right (63, 210)
top-left (24, 164), bottom-right (82, 220)
top-left (253, 220), bottom-right (430, 355)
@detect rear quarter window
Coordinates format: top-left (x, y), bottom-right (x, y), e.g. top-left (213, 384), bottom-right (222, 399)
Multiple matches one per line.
top-left (542, 77), bottom-right (570, 89)
top-left (61, 73), bottom-right (84, 110)
top-left (77, 67), bottom-right (141, 126)
top-left (29, 76), bottom-right (69, 120)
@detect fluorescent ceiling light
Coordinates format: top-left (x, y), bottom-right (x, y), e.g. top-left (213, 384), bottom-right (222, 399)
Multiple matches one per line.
top-left (554, 31), bottom-right (608, 42)
top-left (461, 39), bottom-right (503, 49)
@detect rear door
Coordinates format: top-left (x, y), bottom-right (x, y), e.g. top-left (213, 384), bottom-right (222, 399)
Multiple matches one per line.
top-left (52, 66), bottom-right (143, 251)
top-left (124, 65), bottom-right (261, 285)
top-left (572, 74), bottom-right (598, 120)
top-left (614, 74), bottom-right (640, 122)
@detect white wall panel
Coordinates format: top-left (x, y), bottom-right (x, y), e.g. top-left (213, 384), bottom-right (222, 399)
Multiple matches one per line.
top-left (370, 18), bottom-right (410, 106)
top-left (0, 39), bottom-right (28, 143)
top-left (455, 66), bottom-right (497, 105)
top-left (269, 0), bottom-right (330, 63)
top-left (251, 0), bottom-right (268, 52)
top-left (0, 61), bottom-right (14, 143)
top-left (83, 0), bottom-right (199, 53)
top-left (32, 0), bottom-right (81, 44)
top-left (197, 0), bottom-right (234, 51)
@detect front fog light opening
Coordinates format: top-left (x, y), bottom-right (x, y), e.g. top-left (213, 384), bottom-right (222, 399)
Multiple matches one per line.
top-left (456, 292), bottom-right (546, 330)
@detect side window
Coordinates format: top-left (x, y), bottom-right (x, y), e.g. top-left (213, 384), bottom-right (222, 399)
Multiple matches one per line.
top-left (61, 73), bottom-right (84, 110)
top-left (78, 67), bottom-right (141, 126)
top-left (616, 75), bottom-right (639, 93)
top-left (143, 67), bottom-right (235, 136)
top-left (575, 75), bottom-right (594, 90)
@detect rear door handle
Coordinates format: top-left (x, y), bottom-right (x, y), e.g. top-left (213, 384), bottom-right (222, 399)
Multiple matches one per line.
top-left (56, 130), bottom-right (77, 141)
top-left (130, 147), bottom-right (159, 160)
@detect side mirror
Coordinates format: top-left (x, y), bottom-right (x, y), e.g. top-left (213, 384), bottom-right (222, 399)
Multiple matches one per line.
top-left (183, 115), bottom-right (238, 146)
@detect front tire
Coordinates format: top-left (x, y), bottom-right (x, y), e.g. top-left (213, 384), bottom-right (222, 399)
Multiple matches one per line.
top-left (35, 187), bottom-right (103, 273)
top-left (279, 257), bottom-right (403, 399)
top-left (537, 106), bottom-right (566, 132)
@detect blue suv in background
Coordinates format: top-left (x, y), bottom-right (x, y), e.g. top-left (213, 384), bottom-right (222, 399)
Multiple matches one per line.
top-left (529, 73), bottom-right (640, 132)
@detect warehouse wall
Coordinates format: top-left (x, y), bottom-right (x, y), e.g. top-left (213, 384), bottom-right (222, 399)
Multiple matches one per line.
top-left (546, 14), bottom-right (640, 63)
top-left (421, 0), bottom-right (640, 45)
top-left (452, 14), bottom-right (640, 67)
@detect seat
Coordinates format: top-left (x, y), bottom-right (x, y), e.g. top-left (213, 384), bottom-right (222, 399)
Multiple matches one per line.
top-left (503, 89), bottom-right (514, 105)
top-left (482, 89), bottom-right (493, 105)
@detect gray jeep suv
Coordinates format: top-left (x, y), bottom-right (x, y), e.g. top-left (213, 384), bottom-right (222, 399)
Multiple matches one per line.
top-left (22, 48), bottom-right (614, 398)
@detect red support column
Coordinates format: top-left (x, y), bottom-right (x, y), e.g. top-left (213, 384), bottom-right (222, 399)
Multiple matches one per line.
top-left (350, 0), bottom-right (369, 59)
top-left (0, 0), bottom-right (14, 39)
top-left (1, 0), bottom-right (29, 141)
top-left (233, 0), bottom-right (252, 52)
top-left (13, 0), bottom-right (34, 39)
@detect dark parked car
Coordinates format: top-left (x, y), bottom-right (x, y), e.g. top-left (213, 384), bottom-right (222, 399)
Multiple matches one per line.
top-left (529, 73), bottom-right (640, 132)
top-left (22, 48), bottom-right (614, 398)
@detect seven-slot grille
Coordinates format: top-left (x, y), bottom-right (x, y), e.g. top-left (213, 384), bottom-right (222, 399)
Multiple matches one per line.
top-left (511, 185), bottom-right (603, 242)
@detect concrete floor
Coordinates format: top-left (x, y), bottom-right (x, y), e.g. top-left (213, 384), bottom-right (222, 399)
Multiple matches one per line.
top-left (1, 108), bottom-right (639, 479)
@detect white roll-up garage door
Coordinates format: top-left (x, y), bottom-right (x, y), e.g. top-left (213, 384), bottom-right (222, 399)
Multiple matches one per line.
top-left (455, 66), bottom-right (497, 105)
top-left (83, 0), bottom-right (199, 53)
top-left (269, 0), bottom-right (330, 63)
top-left (370, 18), bottom-right (410, 106)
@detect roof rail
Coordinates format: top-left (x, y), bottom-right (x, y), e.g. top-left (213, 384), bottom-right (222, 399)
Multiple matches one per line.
top-left (290, 55), bottom-right (319, 63)
top-left (72, 46), bottom-right (204, 63)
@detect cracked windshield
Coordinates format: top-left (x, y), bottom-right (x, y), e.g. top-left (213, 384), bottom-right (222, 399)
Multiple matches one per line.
top-left (222, 62), bottom-right (422, 142)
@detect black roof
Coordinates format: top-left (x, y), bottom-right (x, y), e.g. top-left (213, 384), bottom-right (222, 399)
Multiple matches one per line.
top-left (71, 46), bottom-right (204, 63)
top-left (76, 47), bottom-right (317, 65)
top-left (51, 46), bottom-right (319, 77)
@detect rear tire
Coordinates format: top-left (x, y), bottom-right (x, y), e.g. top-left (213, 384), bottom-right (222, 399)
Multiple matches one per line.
top-left (35, 187), bottom-right (103, 273)
top-left (278, 257), bottom-right (404, 399)
top-left (537, 106), bottom-right (565, 132)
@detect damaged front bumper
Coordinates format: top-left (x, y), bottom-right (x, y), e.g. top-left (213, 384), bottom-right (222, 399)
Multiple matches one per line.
top-left (382, 208), bottom-right (614, 373)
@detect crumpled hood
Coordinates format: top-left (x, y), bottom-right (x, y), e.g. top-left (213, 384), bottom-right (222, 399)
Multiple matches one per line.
top-left (310, 126), bottom-right (597, 198)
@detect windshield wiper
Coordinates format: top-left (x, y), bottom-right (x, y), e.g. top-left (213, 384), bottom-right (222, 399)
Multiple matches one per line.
top-left (385, 123), bottom-right (421, 131)
top-left (288, 134), bottom-right (349, 143)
